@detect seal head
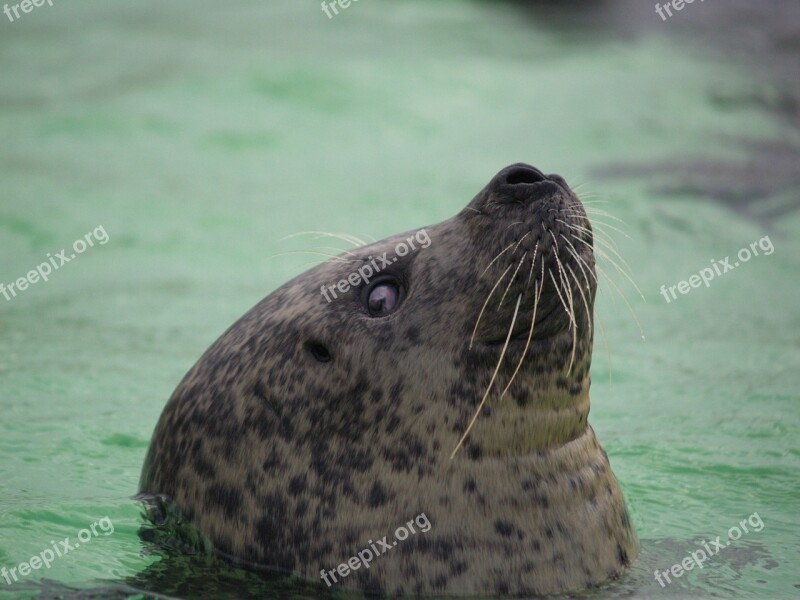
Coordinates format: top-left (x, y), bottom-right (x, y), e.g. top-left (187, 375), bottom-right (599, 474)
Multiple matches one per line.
top-left (140, 163), bottom-right (638, 596)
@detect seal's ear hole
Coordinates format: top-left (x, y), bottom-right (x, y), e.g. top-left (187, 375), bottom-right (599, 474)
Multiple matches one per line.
top-left (304, 340), bottom-right (332, 363)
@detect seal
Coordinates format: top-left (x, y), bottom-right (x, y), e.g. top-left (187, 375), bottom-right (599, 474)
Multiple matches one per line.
top-left (139, 163), bottom-right (638, 596)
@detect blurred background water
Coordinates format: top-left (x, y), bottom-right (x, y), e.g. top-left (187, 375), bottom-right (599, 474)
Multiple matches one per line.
top-left (0, 1), bottom-right (798, 598)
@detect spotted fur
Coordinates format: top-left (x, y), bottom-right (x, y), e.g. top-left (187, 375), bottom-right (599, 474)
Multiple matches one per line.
top-left (139, 164), bottom-right (638, 596)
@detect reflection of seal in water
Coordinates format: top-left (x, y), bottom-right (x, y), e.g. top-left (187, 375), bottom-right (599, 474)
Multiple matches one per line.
top-left (139, 163), bottom-right (638, 596)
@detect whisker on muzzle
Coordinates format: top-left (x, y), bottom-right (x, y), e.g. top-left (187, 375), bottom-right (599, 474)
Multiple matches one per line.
top-left (452, 293), bottom-right (523, 460)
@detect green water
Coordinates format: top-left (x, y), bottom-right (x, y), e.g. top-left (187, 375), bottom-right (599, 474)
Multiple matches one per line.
top-left (1, 1), bottom-right (798, 598)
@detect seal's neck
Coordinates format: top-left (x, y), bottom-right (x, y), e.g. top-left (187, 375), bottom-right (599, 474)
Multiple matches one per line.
top-left (471, 375), bottom-right (591, 456)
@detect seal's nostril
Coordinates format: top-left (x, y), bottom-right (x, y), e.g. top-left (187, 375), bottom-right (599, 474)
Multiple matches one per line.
top-left (505, 167), bottom-right (546, 186)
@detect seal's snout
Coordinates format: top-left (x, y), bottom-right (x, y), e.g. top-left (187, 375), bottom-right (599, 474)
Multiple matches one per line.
top-left (484, 163), bottom-right (567, 206)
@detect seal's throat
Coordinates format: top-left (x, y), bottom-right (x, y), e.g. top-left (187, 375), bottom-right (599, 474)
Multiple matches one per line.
top-left (468, 371), bottom-right (591, 457)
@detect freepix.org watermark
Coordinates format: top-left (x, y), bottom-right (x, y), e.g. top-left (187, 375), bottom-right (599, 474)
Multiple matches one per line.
top-left (1, 516), bottom-right (114, 586)
top-left (320, 513), bottom-right (432, 587)
top-left (654, 512), bottom-right (764, 588)
top-left (320, 228), bottom-right (431, 303)
top-left (3, 0), bottom-right (53, 23)
top-left (655, 0), bottom-right (706, 22)
top-left (1, 225), bottom-right (110, 302)
top-left (320, 0), bottom-right (360, 19)
top-left (659, 235), bottom-right (773, 303)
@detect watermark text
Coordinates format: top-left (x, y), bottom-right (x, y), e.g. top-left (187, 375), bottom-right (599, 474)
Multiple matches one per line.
top-left (3, 0), bottom-right (54, 24)
top-left (321, 513), bottom-right (431, 586)
top-left (2, 516), bottom-right (114, 586)
top-left (660, 235), bottom-right (773, 303)
top-left (654, 512), bottom-right (764, 587)
top-left (320, 228), bottom-right (430, 303)
top-left (1, 225), bottom-right (110, 302)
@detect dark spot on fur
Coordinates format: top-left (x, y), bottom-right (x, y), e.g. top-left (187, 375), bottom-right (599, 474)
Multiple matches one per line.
top-left (385, 414), bottom-right (401, 435)
top-left (449, 560), bottom-right (468, 576)
top-left (204, 484), bottom-right (242, 520)
top-left (533, 492), bottom-right (549, 508)
top-left (368, 481), bottom-right (389, 507)
top-left (253, 380), bottom-right (281, 415)
top-left (467, 443), bottom-right (483, 460)
top-left (405, 326), bottom-right (421, 344)
top-left (288, 474), bottom-right (306, 495)
top-left (494, 520), bottom-right (515, 537)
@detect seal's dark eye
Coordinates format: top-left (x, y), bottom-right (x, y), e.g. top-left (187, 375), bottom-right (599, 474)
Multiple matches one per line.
top-left (367, 282), bottom-right (399, 317)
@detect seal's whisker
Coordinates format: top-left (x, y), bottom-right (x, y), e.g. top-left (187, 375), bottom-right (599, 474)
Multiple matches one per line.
top-left (549, 229), bottom-right (569, 291)
top-left (313, 245), bottom-right (363, 259)
top-left (548, 268), bottom-right (578, 375)
top-left (562, 220), bottom-right (628, 270)
top-left (463, 206), bottom-right (485, 215)
top-left (591, 237), bottom-right (640, 292)
top-left (267, 250), bottom-right (356, 263)
top-left (564, 222), bottom-right (632, 279)
top-left (562, 223), bottom-right (646, 339)
top-left (279, 231), bottom-right (369, 248)
top-left (550, 257), bottom-right (578, 374)
top-left (560, 234), bottom-right (592, 284)
top-left (581, 208), bottom-right (629, 227)
top-left (512, 231), bottom-right (531, 254)
top-left (589, 229), bottom-right (627, 260)
top-left (481, 241), bottom-right (516, 276)
top-left (566, 263), bottom-right (592, 338)
top-left (470, 263), bottom-right (513, 350)
top-left (498, 279), bottom-right (543, 400)
top-left (557, 218), bottom-right (623, 251)
top-left (563, 207), bottom-right (630, 233)
top-left (563, 244), bottom-right (596, 337)
top-left (597, 313), bottom-right (613, 386)
top-left (582, 199), bottom-right (624, 213)
top-left (557, 219), bottom-right (622, 258)
top-left (593, 257), bottom-right (646, 341)
top-left (499, 251), bottom-right (528, 308)
top-left (578, 215), bottom-right (632, 240)
top-left (559, 255), bottom-right (579, 373)
top-left (505, 221), bottom-right (524, 231)
top-left (527, 241), bottom-right (540, 285)
top-left (562, 237), bottom-right (598, 286)
top-left (574, 237), bottom-right (644, 303)
top-left (452, 294), bottom-right (523, 460)
top-left (564, 205), bottom-right (628, 230)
